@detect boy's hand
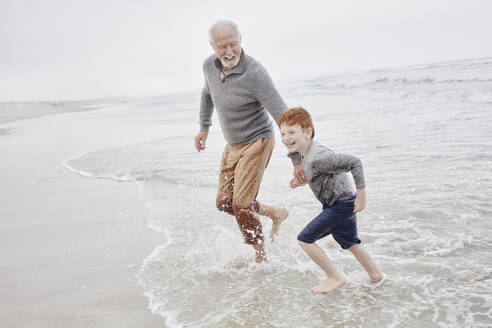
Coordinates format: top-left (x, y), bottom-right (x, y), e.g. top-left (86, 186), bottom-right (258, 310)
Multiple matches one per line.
top-left (293, 163), bottom-right (307, 185)
top-left (353, 189), bottom-right (366, 213)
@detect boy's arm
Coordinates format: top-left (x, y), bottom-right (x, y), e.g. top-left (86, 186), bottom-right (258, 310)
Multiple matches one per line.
top-left (313, 151), bottom-right (367, 212)
top-left (354, 188), bottom-right (366, 212)
top-left (287, 152), bottom-right (307, 185)
top-left (311, 152), bottom-right (365, 189)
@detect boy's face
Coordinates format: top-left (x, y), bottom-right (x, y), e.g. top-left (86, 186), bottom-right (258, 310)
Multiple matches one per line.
top-left (280, 123), bottom-right (312, 155)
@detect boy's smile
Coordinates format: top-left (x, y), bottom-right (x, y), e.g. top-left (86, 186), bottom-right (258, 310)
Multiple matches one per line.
top-left (280, 123), bottom-right (312, 155)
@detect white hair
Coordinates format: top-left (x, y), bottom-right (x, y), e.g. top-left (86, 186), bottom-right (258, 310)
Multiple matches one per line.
top-left (208, 19), bottom-right (241, 45)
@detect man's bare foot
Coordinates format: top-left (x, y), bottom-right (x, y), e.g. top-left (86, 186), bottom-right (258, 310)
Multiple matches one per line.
top-left (253, 244), bottom-right (268, 263)
top-left (269, 208), bottom-right (289, 242)
top-left (255, 251), bottom-right (268, 263)
top-left (311, 278), bottom-right (346, 294)
top-left (254, 202), bottom-right (289, 242)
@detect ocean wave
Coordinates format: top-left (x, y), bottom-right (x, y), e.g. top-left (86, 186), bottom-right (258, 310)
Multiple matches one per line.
top-left (0, 128), bottom-right (12, 136)
top-left (62, 160), bottom-right (134, 181)
top-left (280, 57), bottom-right (492, 94)
top-left (61, 134), bottom-right (220, 188)
top-left (372, 77), bottom-right (492, 85)
top-left (406, 56), bottom-right (492, 70)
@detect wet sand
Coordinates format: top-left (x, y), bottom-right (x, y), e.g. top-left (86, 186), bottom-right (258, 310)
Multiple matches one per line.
top-left (0, 103), bottom-right (166, 327)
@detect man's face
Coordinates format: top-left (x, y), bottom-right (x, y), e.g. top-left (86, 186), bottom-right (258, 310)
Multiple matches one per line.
top-left (211, 26), bottom-right (241, 71)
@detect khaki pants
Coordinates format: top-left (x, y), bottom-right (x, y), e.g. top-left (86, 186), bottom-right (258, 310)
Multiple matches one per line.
top-left (216, 137), bottom-right (274, 245)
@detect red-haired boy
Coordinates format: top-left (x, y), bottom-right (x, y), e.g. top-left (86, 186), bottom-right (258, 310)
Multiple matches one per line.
top-left (280, 107), bottom-right (383, 294)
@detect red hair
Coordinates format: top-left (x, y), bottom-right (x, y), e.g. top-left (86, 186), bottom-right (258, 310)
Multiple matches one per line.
top-left (279, 107), bottom-right (315, 139)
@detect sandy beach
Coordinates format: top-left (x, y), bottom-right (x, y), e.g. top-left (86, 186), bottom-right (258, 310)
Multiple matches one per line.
top-left (0, 103), bottom-right (166, 327)
top-left (0, 101), bottom-right (103, 125)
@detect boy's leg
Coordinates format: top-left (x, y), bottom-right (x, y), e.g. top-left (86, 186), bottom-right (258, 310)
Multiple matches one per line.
top-left (297, 206), bottom-right (352, 293)
top-left (298, 240), bottom-right (346, 294)
top-left (348, 244), bottom-right (383, 283)
top-left (329, 205), bottom-right (383, 283)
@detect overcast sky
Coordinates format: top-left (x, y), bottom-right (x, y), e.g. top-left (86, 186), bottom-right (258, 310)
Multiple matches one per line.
top-left (1, 0), bottom-right (491, 101)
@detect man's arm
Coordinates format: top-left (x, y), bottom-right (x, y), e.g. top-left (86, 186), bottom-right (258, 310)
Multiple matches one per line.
top-left (254, 65), bottom-right (307, 184)
top-left (199, 82), bottom-right (214, 132)
top-left (253, 64), bottom-right (286, 125)
top-left (195, 79), bottom-right (213, 152)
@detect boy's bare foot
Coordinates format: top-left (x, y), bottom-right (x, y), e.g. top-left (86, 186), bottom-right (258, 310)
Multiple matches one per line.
top-left (269, 208), bottom-right (289, 242)
top-left (311, 278), bottom-right (346, 294)
top-left (370, 272), bottom-right (384, 283)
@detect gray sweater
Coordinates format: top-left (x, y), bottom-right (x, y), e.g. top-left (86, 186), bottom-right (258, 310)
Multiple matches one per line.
top-left (199, 50), bottom-right (287, 146)
top-left (301, 141), bottom-right (365, 207)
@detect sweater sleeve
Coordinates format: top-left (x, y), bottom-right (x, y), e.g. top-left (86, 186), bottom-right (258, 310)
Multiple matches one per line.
top-left (287, 152), bottom-right (302, 165)
top-left (311, 152), bottom-right (365, 189)
top-left (199, 78), bottom-right (214, 131)
top-left (253, 65), bottom-right (302, 164)
top-left (253, 65), bottom-right (287, 125)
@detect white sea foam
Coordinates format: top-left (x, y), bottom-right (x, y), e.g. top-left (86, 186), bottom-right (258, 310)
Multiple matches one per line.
top-left (63, 57), bottom-right (492, 327)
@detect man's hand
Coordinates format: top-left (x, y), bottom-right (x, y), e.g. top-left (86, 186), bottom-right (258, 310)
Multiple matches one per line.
top-left (290, 178), bottom-right (306, 189)
top-left (353, 188), bottom-right (366, 213)
top-left (194, 130), bottom-right (209, 152)
top-left (293, 163), bottom-right (307, 185)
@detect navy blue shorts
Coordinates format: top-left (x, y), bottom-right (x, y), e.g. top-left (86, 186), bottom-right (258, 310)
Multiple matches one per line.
top-left (297, 195), bottom-right (361, 249)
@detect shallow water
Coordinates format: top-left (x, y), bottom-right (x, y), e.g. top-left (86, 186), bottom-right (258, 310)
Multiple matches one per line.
top-left (65, 58), bottom-right (492, 327)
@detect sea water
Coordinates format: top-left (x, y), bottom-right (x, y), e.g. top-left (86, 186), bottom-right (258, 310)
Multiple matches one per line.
top-left (64, 58), bottom-right (492, 327)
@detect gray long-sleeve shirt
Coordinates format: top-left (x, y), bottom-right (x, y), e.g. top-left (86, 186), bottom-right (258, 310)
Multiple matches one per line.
top-left (199, 50), bottom-right (288, 146)
top-left (301, 140), bottom-right (365, 207)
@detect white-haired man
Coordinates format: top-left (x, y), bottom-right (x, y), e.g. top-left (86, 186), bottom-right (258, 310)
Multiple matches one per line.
top-left (194, 20), bottom-right (305, 263)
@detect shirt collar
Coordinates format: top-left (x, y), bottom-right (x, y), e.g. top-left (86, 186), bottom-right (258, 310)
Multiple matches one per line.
top-left (302, 140), bottom-right (317, 162)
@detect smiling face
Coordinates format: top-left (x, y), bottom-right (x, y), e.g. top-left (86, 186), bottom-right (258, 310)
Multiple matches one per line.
top-left (210, 25), bottom-right (241, 71)
top-left (280, 123), bottom-right (313, 155)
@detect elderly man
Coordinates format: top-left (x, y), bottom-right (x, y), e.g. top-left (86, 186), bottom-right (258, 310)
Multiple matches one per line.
top-left (194, 20), bottom-right (304, 263)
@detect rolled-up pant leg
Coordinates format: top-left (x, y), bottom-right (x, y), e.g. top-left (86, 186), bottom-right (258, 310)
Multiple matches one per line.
top-left (216, 138), bottom-right (274, 245)
top-left (216, 144), bottom-right (235, 216)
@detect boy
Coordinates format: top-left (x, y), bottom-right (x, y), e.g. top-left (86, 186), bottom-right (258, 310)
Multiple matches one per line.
top-left (279, 107), bottom-right (383, 294)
